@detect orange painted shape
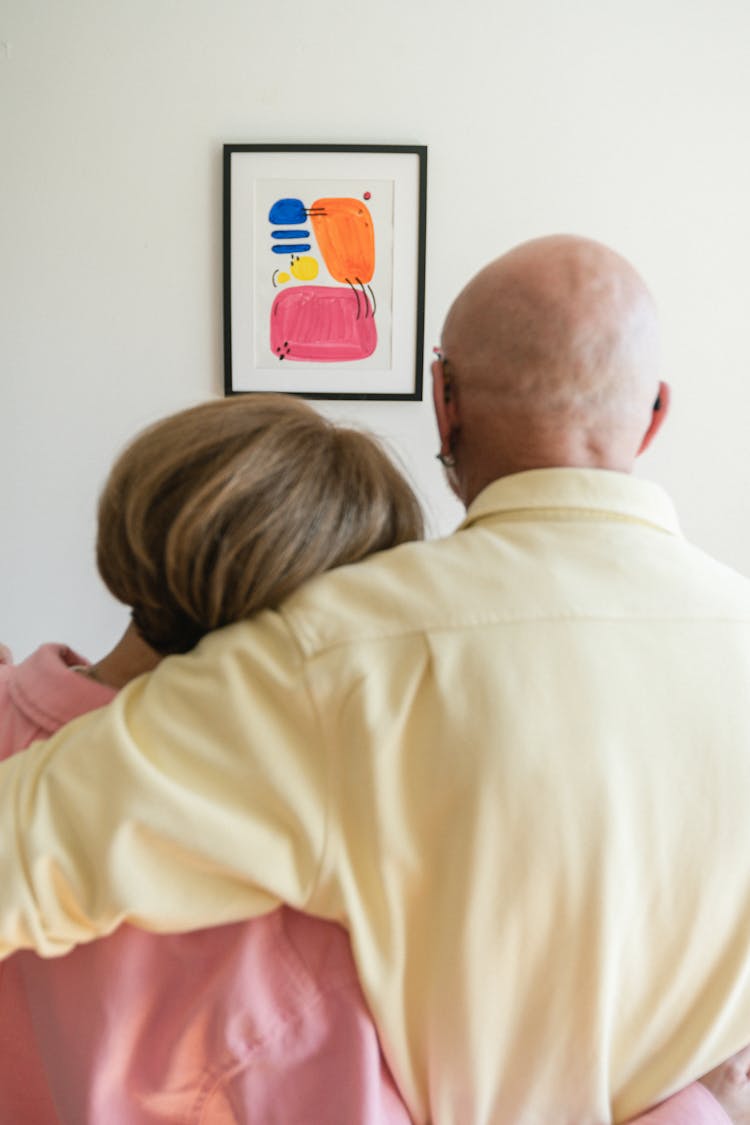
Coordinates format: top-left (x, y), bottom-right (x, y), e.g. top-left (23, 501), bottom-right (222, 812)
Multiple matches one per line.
top-left (310, 198), bottom-right (375, 284)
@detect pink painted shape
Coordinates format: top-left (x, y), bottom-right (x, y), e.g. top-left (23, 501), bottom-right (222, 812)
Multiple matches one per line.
top-left (270, 285), bottom-right (377, 363)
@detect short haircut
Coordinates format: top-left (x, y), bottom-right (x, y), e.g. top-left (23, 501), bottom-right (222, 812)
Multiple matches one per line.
top-left (97, 394), bottom-right (424, 654)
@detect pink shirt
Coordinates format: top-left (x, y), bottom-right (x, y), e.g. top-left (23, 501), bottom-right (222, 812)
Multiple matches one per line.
top-left (0, 644), bottom-right (411, 1124)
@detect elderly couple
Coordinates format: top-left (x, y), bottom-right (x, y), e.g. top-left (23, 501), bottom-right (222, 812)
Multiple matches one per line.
top-left (2, 235), bottom-right (750, 1124)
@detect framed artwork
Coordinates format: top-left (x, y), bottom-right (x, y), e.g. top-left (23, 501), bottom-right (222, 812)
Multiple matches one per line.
top-left (223, 144), bottom-right (427, 400)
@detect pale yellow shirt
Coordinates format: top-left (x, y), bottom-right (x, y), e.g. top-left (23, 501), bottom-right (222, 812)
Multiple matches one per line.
top-left (4, 468), bottom-right (750, 1124)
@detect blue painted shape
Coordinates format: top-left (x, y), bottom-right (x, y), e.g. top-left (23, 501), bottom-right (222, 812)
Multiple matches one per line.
top-left (271, 243), bottom-right (311, 254)
top-left (272, 229), bottom-right (311, 239)
top-left (269, 198), bottom-right (307, 224)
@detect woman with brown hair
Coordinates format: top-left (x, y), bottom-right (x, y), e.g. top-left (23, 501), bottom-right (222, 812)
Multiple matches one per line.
top-left (0, 393), bottom-right (422, 1124)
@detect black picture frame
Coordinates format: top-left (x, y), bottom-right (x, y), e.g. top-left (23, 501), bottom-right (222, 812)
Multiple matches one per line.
top-left (223, 143), bottom-right (427, 400)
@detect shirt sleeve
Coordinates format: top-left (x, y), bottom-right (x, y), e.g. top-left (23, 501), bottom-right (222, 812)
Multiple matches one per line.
top-left (0, 616), bottom-right (329, 959)
top-left (626, 1083), bottom-right (731, 1123)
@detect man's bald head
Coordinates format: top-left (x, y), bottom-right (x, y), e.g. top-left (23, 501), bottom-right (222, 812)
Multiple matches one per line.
top-left (435, 235), bottom-right (667, 502)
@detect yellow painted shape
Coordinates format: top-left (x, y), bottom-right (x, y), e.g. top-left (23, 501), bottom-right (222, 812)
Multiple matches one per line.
top-left (290, 256), bottom-right (319, 281)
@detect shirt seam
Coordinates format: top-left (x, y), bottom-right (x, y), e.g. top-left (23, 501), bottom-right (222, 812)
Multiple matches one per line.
top-left (461, 507), bottom-right (678, 535)
top-left (286, 611), bottom-right (750, 661)
top-left (282, 621), bottom-right (331, 914)
top-left (191, 975), bottom-right (377, 1123)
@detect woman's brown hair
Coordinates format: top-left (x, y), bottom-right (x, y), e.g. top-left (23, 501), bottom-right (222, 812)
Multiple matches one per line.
top-left (97, 395), bottom-right (424, 654)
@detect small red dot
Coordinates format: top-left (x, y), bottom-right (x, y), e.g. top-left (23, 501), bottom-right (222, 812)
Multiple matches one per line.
top-left (363, 191), bottom-right (371, 200)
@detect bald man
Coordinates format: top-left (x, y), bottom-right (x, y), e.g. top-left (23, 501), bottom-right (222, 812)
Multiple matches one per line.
top-left (433, 234), bottom-right (666, 486)
top-left (3, 236), bottom-right (750, 1124)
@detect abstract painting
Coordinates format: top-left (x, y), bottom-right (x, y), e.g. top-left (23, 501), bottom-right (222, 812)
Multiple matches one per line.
top-left (224, 145), bottom-right (427, 399)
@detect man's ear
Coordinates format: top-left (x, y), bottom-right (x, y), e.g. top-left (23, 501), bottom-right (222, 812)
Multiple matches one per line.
top-left (637, 380), bottom-right (670, 457)
top-left (431, 358), bottom-right (460, 455)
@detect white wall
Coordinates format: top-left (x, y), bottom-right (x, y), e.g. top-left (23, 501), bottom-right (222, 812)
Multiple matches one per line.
top-left (2, 0), bottom-right (750, 661)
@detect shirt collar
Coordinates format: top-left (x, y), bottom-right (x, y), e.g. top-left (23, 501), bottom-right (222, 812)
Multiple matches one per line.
top-left (10, 643), bottom-right (116, 734)
top-left (459, 468), bottom-right (682, 537)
